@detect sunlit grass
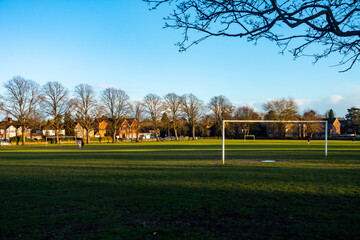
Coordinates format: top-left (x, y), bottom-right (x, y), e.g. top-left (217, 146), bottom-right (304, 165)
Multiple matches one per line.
top-left (0, 140), bottom-right (359, 239)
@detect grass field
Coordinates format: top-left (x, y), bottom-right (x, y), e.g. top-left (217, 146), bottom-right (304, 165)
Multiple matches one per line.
top-left (1, 140), bottom-right (359, 239)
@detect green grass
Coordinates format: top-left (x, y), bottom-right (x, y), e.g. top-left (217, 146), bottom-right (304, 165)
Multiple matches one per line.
top-left (0, 140), bottom-right (359, 239)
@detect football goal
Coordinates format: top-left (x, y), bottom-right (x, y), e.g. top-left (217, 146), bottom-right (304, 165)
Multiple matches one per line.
top-left (222, 120), bottom-right (328, 165)
top-left (244, 135), bottom-right (255, 141)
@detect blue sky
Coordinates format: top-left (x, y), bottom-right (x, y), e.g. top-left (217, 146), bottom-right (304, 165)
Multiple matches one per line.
top-left (0, 0), bottom-right (359, 117)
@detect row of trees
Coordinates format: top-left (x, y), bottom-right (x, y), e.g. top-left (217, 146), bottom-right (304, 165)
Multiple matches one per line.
top-left (1, 76), bottom-right (359, 145)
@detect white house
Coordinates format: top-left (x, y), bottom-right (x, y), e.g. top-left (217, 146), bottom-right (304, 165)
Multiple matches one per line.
top-left (5, 125), bottom-right (17, 139)
top-left (42, 129), bottom-right (66, 137)
top-left (138, 132), bottom-right (152, 139)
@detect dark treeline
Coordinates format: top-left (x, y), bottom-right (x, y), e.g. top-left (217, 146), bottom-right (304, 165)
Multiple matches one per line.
top-left (1, 76), bottom-right (359, 145)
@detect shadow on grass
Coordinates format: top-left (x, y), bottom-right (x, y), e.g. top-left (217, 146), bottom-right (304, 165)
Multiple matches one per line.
top-left (1, 164), bottom-right (360, 240)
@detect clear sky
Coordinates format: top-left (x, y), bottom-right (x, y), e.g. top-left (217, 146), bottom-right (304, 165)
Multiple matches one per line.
top-left (0, 0), bottom-right (359, 117)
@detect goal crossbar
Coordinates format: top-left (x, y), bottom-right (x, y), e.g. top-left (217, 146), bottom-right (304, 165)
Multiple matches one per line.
top-left (222, 120), bottom-right (328, 165)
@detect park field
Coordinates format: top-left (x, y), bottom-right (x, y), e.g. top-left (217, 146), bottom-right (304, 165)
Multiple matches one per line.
top-left (0, 140), bottom-right (359, 239)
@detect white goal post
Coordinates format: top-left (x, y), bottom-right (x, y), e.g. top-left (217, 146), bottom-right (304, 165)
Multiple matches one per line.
top-left (222, 120), bottom-right (328, 165)
top-left (244, 135), bottom-right (255, 141)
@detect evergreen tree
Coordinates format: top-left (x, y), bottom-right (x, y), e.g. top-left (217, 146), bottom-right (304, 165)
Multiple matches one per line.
top-left (328, 109), bottom-right (335, 120)
top-left (346, 107), bottom-right (360, 135)
top-left (63, 112), bottom-right (76, 136)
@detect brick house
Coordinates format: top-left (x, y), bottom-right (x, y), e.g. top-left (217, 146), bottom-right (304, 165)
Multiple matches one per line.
top-left (0, 118), bottom-right (12, 140)
top-left (74, 123), bottom-right (94, 139)
top-left (328, 118), bottom-right (341, 135)
top-left (94, 119), bottom-right (108, 138)
top-left (0, 118), bottom-right (33, 140)
top-left (0, 118), bottom-right (18, 140)
top-left (118, 118), bottom-right (138, 139)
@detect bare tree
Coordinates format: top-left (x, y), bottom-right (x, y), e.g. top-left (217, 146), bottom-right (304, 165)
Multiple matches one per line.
top-left (42, 81), bottom-right (69, 142)
top-left (28, 111), bottom-right (45, 132)
top-left (164, 93), bottom-right (182, 140)
top-left (145, 0), bottom-right (360, 71)
top-left (130, 100), bottom-right (144, 141)
top-left (199, 114), bottom-right (215, 137)
top-left (263, 98), bottom-right (298, 120)
top-left (303, 110), bottom-right (323, 138)
top-left (233, 106), bottom-right (261, 136)
top-left (73, 84), bottom-right (97, 144)
top-left (0, 98), bottom-right (4, 117)
top-left (181, 93), bottom-right (204, 140)
top-left (208, 95), bottom-right (234, 136)
top-left (263, 98), bottom-right (298, 136)
top-left (143, 94), bottom-right (163, 141)
top-left (0, 76), bottom-right (41, 145)
top-left (101, 87), bottom-right (129, 143)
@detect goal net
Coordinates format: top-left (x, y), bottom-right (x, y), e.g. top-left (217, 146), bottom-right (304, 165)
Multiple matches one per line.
top-left (222, 120), bottom-right (328, 165)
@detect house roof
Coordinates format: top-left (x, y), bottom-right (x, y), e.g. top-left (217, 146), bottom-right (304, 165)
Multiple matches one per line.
top-left (327, 118), bottom-right (338, 125)
top-left (124, 118), bottom-right (137, 126)
top-left (0, 120), bottom-right (16, 129)
top-left (94, 116), bottom-right (108, 123)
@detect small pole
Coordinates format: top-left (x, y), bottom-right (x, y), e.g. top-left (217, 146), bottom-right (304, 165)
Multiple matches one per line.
top-left (325, 121), bottom-right (328, 159)
top-left (222, 120), bottom-right (225, 165)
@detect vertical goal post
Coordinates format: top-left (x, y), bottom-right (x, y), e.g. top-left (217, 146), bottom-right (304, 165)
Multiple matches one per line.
top-left (222, 120), bottom-right (328, 165)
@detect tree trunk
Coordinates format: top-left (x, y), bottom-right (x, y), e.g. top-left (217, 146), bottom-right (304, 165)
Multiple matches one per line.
top-left (15, 129), bottom-right (19, 145)
top-left (22, 127), bottom-right (26, 146)
top-left (192, 124), bottom-right (196, 140)
top-left (155, 129), bottom-right (159, 141)
top-left (112, 131), bottom-right (116, 143)
top-left (174, 121), bottom-right (178, 140)
top-left (56, 129), bottom-right (59, 144)
top-left (136, 126), bottom-right (140, 141)
top-left (86, 129), bottom-right (90, 144)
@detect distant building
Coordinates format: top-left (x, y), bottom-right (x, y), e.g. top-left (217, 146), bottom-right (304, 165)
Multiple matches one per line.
top-left (118, 118), bottom-right (138, 139)
top-left (328, 118), bottom-right (341, 135)
top-left (94, 119), bottom-right (108, 138)
top-left (16, 127), bottom-right (32, 138)
top-left (0, 118), bottom-right (17, 140)
top-left (31, 130), bottom-right (43, 140)
top-left (74, 123), bottom-right (94, 139)
top-left (138, 132), bottom-right (152, 139)
top-left (42, 128), bottom-right (66, 137)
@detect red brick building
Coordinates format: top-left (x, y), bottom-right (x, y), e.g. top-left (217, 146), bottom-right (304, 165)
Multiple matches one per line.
top-left (119, 118), bottom-right (138, 139)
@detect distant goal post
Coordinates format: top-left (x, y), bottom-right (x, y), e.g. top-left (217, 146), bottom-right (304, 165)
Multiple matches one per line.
top-left (222, 120), bottom-right (328, 165)
top-left (244, 135), bottom-right (255, 141)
